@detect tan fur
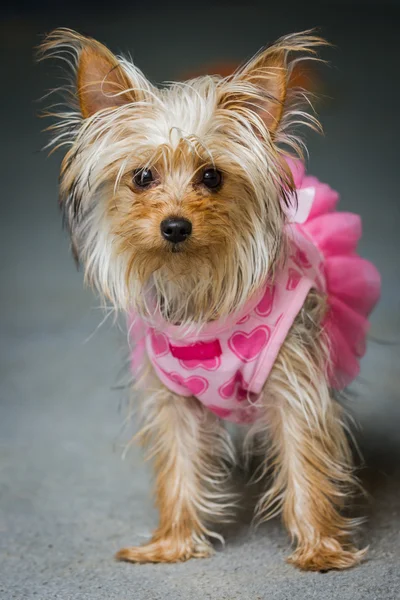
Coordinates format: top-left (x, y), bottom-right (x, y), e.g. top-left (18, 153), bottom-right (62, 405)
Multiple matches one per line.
top-left (117, 364), bottom-right (236, 563)
top-left (37, 29), bottom-right (323, 323)
top-left (38, 29), bottom-right (367, 571)
top-left (118, 293), bottom-right (366, 569)
top-left (247, 291), bottom-right (366, 570)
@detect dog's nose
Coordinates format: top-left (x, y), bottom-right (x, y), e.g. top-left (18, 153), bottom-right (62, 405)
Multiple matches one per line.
top-left (160, 218), bottom-right (192, 243)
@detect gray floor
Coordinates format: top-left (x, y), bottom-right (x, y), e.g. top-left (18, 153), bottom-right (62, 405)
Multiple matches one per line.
top-left (1, 3), bottom-right (400, 599)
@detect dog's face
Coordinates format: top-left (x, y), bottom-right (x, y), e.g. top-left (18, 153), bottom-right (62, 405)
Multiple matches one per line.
top-left (41, 30), bottom-right (321, 324)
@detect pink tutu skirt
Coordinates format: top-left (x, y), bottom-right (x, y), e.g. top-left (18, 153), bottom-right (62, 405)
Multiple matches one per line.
top-left (287, 158), bottom-right (381, 389)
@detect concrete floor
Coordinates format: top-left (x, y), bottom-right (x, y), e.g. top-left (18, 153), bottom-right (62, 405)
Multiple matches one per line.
top-left (1, 3), bottom-right (399, 599)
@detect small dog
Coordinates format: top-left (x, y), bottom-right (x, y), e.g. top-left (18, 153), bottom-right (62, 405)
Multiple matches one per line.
top-left (39, 29), bottom-right (380, 571)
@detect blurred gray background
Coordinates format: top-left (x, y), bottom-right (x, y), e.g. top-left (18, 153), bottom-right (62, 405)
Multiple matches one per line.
top-left (1, 1), bottom-right (399, 598)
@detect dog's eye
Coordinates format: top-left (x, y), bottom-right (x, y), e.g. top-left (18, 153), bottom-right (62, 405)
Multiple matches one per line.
top-left (201, 168), bottom-right (222, 190)
top-left (133, 168), bottom-right (154, 188)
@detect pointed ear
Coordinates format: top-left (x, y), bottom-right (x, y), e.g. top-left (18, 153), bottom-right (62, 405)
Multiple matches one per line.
top-left (38, 29), bottom-right (139, 119)
top-left (220, 31), bottom-right (326, 134)
top-left (77, 42), bottom-right (136, 118)
top-left (237, 48), bottom-right (287, 132)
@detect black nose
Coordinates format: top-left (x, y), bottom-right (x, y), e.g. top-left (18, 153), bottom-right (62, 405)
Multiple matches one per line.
top-left (160, 218), bottom-right (192, 244)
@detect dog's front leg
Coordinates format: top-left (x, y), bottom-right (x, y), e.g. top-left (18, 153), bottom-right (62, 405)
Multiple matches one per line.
top-left (253, 296), bottom-right (366, 571)
top-left (117, 385), bottom-right (235, 563)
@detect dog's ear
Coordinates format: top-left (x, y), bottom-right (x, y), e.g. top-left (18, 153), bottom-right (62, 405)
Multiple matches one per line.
top-left (77, 41), bottom-right (137, 118)
top-left (235, 47), bottom-right (287, 133)
top-left (38, 29), bottom-right (139, 118)
top-left (219, 31), bottom-right (326, 134)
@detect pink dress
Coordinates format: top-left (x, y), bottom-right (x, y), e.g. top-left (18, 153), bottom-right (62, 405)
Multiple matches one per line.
top-left (129, 159), bottom-right (381, 424)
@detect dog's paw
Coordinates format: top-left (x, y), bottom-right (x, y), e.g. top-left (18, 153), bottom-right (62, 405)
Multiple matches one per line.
top-left (115, 534), bottom-right (213, 564)
top-left (288, 538), bottom-right (367, 571)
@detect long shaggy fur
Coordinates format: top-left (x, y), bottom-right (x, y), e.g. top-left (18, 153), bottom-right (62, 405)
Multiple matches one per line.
top-left (117, 362), bottom-right (237, 563)
top-left (246, 291), bottom-right (365, 570)
top-left (38, 29), bottom-right (323, 325)
top-left (39, 29), bottom-right (365, 571)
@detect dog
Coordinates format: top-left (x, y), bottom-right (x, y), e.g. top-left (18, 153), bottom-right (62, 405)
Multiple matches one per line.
top-left (38, 28), bottom-right (380, 571)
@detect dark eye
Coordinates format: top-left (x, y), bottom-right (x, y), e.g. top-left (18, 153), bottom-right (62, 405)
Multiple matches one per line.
top-left (133, 168), bottom-right (154, 188)
top-left (201, 168), bottom-right (222, 190)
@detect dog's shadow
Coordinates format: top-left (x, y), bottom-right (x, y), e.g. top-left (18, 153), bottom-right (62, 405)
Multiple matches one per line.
top-left (216, 427), bottom-right (400, 550)
top-left (357, 430), bottom-right (400, 545)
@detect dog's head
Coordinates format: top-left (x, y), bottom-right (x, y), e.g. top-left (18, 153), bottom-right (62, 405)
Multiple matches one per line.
top-left (39, 29), bottom-right (324, 325)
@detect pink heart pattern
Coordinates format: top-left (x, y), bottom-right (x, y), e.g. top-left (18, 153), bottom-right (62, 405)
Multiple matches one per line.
top-left (286, 268), bottom-right (302, 291)
top-left (179, 356), bottom-right (221, 371)
top-left (218, 371), bottom-right (248, 402)
top-left (228, 326), bottom-right (270, 362)
top-left (291, 246), bottom-right (311, 269)
top-left (255, 286), bottom-right (275, 317)
top-left (164, 371), bottom-right (209, 396)
top-left (150, 329), bottom-right (169, 357)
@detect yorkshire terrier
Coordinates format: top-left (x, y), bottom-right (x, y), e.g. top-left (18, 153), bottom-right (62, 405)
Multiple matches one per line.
top-left (39, 29), bottom-right (380, 571)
